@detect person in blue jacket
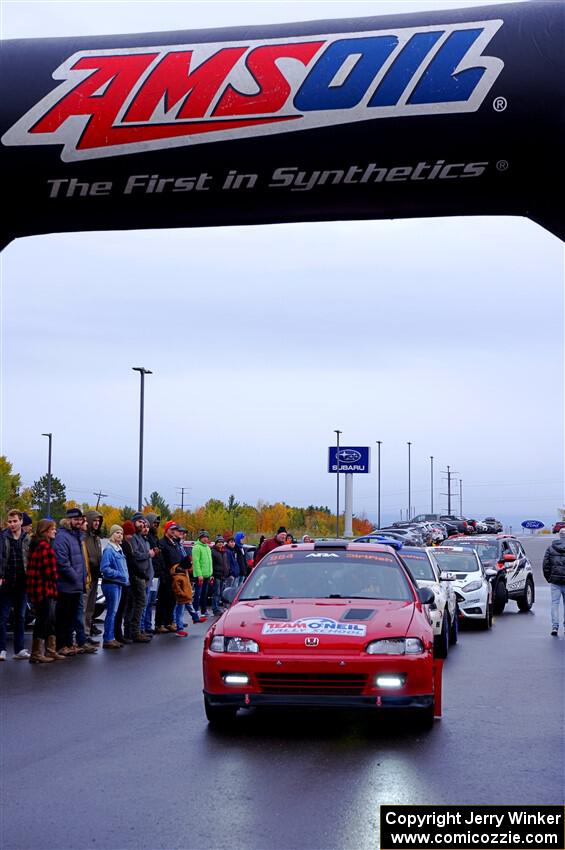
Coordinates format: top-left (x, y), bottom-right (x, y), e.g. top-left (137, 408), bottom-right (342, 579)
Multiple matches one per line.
top-left (100, 525), bottom-right (129, 648)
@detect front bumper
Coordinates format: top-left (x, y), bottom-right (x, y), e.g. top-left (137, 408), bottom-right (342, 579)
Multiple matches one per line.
top-left (203, 691), bottom-right (434, 710)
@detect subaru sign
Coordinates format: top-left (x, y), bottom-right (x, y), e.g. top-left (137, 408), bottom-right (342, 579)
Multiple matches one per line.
top-left (328, 446), bottom-right (370, 474)
top-left (521, 520), bottom-right (544, 529)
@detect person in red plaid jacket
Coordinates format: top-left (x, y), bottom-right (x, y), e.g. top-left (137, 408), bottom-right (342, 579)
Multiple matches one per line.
top-left (26, 519), bottom-right (63, 663)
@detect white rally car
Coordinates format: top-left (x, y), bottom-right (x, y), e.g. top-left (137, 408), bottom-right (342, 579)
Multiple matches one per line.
top-left (430, 546), bottom-right (494, 630)
top-left (399, 547), bottom-right (458, 658)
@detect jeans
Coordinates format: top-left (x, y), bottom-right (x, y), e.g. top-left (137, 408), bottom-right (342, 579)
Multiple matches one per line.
top-left (84, 571), bottom-right (100, 632)
top-left (142, 580), bottom-right (154, 632)
top-left (212, 579), bottom-right (224, 613)
top-left (192, 578), bottom-right (210, 615)
top-left (0, 588), bottom-right (27, 653)
top-left (73, 592), bottom-right (87, 646)
top-left (550, 584), bottom-right (565, 629)
top-left (102, 583), bottom-right (122, 642)
top-left (174, 603), bottom-right (192, 631)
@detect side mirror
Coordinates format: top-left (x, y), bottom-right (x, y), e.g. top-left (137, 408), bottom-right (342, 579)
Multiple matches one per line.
top-left (418, 586), bottom-right (435, 605)
top-left (440, 571), bottom-right (456, 581)
top-left (503, 553), bottom-right (516, 562)
top-left (222, 586), bottom-right (238, 605)
top-left (485, 568), bottom-right (497, 578)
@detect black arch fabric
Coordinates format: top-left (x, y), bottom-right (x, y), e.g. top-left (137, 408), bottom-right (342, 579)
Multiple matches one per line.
top-left (1, 0), bottom-right (563, 247)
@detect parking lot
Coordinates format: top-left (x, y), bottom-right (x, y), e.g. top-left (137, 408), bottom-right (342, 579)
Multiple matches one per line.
top-left (1, 535), bottom-right (562, 850)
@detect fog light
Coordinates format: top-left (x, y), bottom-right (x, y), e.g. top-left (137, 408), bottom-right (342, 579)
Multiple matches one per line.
top-left (223, 673), bottom-right (249, 685)
top-left (375, 675), bottom-right (404, 688)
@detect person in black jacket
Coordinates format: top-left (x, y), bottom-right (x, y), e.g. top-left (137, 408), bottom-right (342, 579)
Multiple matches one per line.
top-left (543, 528), bottom-right (565, 636)
top-left (126, 515), bottom-right (153, 642)
top-left (114, 520), bottom-right (135, 644)
top-left (211, 538), bottom-right (230, 616)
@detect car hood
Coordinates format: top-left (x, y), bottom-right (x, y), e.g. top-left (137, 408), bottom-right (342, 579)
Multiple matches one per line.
top-left (220, 598), bottom-right (417, 651)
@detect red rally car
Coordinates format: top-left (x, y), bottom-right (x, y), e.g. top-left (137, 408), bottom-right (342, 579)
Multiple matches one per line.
top-left (202, 540), bottom-right (441, 730)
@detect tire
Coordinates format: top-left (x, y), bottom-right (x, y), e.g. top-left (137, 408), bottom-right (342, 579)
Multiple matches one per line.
top-left (433, 612), bottom-right (449, 659)
top-left (517, 578), bottom-right (534, 612)
top-left (478, 603), bottom-right (492, 630)
top-left (449, 606), bottom-right (459, 645)
top-left (204, 697), bottom-right (238, 728)
top-left (492, 581), bottom-right (507, 616)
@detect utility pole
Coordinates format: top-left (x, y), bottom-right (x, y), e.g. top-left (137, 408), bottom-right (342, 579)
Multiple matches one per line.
top-left (41, 433), bottom-right (53, 517)
top-left (93, 491), bottom-right (108, 510)
top-left (407, 441), bottom-right (412, 520)
top-left (440, 465), bottom-right (458, 514)
top-left (459, 479), bottom-right (463, 516)
top-left (132, 366), bottom-right (152, 511)
top-left (176, 487), bottom-right (190, 512)
top-left (430, 456), bottom-right (434, 513)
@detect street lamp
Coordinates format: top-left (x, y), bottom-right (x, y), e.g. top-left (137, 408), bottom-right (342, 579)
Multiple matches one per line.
top-left (41, 433), bottom-right (52, 518)
top-left (407, 441), bottom-right (412, 520)
top-left (430, 456), bottom-right (434, 513)
top-left (376, 441), bottom-right (382, 529)
top-left (132, 367), bottom-right (152, 511)
top-left (334, 429), bottom-right (342, 538)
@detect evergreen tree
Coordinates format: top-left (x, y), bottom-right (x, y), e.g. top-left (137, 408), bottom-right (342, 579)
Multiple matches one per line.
top-left (31, 474), bottom-right (67, 521)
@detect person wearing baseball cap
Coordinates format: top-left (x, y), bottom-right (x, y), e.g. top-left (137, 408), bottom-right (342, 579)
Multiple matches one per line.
top-left (157, 520), bottom-right (190, 631)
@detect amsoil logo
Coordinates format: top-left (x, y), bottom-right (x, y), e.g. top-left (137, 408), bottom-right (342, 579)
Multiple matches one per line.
top-left (2, 20), bottom-right (504, 161)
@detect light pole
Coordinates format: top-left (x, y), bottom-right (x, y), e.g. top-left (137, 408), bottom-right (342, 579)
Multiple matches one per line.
top-left (132, 367), bottom-right (152, 511)
top-left (430, 456), bottom-right (434, 513)
top-left (407, 441), bottom-right (412, 520)
top-left (334, 429), bottom-right (342, 538)
top-left (41, 433), bottom-right (52, 517)
top-left (376, 441), bottom-right (382, 529)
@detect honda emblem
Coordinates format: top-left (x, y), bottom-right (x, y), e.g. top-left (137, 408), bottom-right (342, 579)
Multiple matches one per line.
top-left (305, 637), bottom-right (319, 647)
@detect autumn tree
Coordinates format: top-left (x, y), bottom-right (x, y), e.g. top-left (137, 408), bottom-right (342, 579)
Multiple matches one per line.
top-left (0, 456), bottom-right (32, 518)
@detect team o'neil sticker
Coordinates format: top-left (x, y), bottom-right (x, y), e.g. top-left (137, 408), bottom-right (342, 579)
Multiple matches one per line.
top-left (262, 617), bottom-right (367, 636)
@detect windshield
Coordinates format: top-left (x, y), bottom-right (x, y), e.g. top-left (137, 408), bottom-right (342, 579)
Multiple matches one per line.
top-left (432, 550), bottom-right (480, 573)
top-left (239, 550), bottom-right (414, 601)
top-left (400, 552), bottom-right (436, 581)
top-left (452, 541), bottom-right (499, 561)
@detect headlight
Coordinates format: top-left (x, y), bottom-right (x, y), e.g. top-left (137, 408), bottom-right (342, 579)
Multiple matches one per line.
top-left (210, 635), bottom-right (259, 653)
top-left (462, 580), bottom-right (482, 592)
top-left (226, 637), bottom-right (259, 653)
top-left (366, 638), bottom-right (424, 655)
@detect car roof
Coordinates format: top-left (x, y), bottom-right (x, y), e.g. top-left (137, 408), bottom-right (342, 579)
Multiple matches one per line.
top-left (273, 541), bottom-right (399, 555)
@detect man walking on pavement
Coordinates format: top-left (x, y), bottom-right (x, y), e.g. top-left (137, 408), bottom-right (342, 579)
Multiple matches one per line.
top-left (84, 510), bottom-right (103, 637)
top-left (192, 530), bottom-right (213, 618)
top-left (543, 527), bottom-right (565, 636)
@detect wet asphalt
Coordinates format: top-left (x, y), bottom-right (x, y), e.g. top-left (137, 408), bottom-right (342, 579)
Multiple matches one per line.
top-left (1, 536), bottom-right (563, 850)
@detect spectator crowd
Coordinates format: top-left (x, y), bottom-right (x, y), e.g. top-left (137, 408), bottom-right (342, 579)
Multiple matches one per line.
top-left (0, 507), bottom-right (261, 663)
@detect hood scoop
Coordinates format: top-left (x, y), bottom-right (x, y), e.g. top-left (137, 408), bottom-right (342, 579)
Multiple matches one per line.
top-left (262, 607), bottom-right (290, 620)
top-left (342, 608), bottom-right (375, 621)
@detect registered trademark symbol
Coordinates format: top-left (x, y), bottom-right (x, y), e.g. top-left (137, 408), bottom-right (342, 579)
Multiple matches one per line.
top-left (496, 160), bottom-right (509, 171)
top-left (493, 96), bottom-right (508, 112)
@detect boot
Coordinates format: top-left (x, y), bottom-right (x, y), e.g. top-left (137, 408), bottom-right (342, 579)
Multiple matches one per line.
top-left (29, 639), bottom-right (54, 664)
top-left (46, 636), bottom-right (67, 660)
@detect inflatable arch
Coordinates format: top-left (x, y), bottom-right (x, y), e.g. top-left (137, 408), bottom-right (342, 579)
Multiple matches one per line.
top-left (1, 0), bottom-right (563, 249)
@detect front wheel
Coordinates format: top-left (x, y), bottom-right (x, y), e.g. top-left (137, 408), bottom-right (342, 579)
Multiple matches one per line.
top-left (433, 612), bottom-right (449, 659)
top-left (517, 578), bottom-right (534, 612)
top-left (449, 606), bottom-right (459, 645)
top-left (478, 603), bottom-right (492, 630)
top-left (204, 697), bottom-right (238, 728)
top-left (493, 581), bottom-right (507, 615)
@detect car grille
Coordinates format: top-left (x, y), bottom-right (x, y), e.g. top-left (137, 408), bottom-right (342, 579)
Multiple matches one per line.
top-left (256, 672), bottom-right (368, 695)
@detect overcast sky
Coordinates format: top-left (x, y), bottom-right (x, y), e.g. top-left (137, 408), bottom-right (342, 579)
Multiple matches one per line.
top-left (1, 0), bottom-right (563, 529)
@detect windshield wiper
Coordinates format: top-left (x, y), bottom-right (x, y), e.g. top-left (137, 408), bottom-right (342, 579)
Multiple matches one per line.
top-left (240, 595), bottom-right (276, 600)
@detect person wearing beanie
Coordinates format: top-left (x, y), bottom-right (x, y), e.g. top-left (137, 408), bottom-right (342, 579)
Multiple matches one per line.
top-left (543, 528), bottom-right (565, 636)
top-left (114, 520), bottom-right (135, 644)
top-left (100, 526), bottom-right (129, 648)
top-left (126, 516), bottom-right (154, 642)
top-left (192, 531), bottom-right (213, 618)
top-left (143, 513), bottom-right (162, 635)
top-left (21, 513), bottom-right (33, 535)
top-left (83, 510), bottom-right (103, 637)
top-left (254, 526), bottom-right (289, 567)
